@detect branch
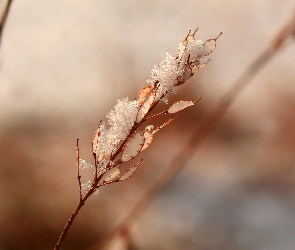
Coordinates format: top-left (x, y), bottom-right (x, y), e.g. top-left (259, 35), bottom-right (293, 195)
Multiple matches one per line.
top-left (89, 7), bottom-right (295, 250)
top-left (0, 0), bottom-right (13, 48)
top-left (76, 139), bottom-right (82, 201)
top-left (53, 188), bottom-right (94, 250)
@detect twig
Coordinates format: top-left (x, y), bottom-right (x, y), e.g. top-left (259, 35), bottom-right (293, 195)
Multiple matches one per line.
top-left (55, 28), bottom-right (217, 248)
top-left (54, 187), bottom-right (95, 250)
top-left (0, 0), bottom-right (13, 48)
top-left (89, 8), bottom-right (295, 250)
top-left (76, 139), bottom-right (82, 201)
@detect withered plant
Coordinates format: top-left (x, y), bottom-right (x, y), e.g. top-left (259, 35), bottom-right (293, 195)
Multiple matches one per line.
top-left (54, 29), bottom-right (221, 250)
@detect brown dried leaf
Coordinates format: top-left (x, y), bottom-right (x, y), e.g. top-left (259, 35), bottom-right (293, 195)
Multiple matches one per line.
top-left (141, 130), bottom-right (154, 152)
top-left (192, 60), bottom-right (210, 74)
top-left (104, 168), bottom-right (121, 182)
top-left (168, 100), bottom-right (196, 114)
top-left (136, 92), bottom-right (156, 122)
top-left (137, 86), bottom-right (154, 105)
top-left (92, 121), bottom-right (102, 155)
top-left (121, 132), bottom-right (145, 162)
top-left (200, 32), bottom-right (222, 57)
top-left (119, 160), bottom-right (143, 181)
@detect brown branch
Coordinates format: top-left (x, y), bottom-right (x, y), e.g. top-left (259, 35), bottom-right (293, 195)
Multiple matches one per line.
top-left (76, 139), bottom-right (82, 201)
top-left (0, 0), bottom-right (13, 48)
top-left (53, 187), bottom-right (95, 250)
top-left (88, 7), bottom-right (295, 250)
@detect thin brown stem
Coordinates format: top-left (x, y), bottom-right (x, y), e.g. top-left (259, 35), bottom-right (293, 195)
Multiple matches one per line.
top-left (0, 0), bottom-right (13, 48)
top-left (76, 139), bottom-right (82, 201)
top-left (54, 187), bottom-right (94, 250)
top-left (88, 7), bottom-right (295, 250)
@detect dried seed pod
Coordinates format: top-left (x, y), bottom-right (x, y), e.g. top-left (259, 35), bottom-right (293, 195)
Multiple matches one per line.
top-left (137, 86), bottom-right (154, 105)
top-left (141, 130), bottom-right (154, 152)
top-left (119, 160), bottom-right (143, 181)
top-left (168, 100), bottom-right (196, 114)
top-left (192, 60), bottom-right (210, 74)
top-left (196, 32), bottom-right (222, 58)
top-left (136, 92), bottom-right (156, 122)
top-left (121, 132), bottom-right (145, 162)
top-left (104, 168), bottom-right (121, 182)
top-left (92, 121), bottom-right (102, 155)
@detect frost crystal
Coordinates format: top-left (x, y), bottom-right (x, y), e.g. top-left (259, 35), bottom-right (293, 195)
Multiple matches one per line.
top-left (148, 31), bottom-right (219, 102)
top-left (96, 98), bottom-right (140, 158)
top-left (81, 180), bottom-right (92, 194)
top-left (151, 52), bottom-right (179, 101)
top-left (79, 159), bottom-right (94, 169)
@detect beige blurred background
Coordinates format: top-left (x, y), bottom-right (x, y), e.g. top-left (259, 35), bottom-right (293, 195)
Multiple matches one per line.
top-left (1, 0), bottom-right (295, 249)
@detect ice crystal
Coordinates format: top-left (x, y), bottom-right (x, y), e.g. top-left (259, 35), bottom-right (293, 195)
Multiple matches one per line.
top-left (148, 31), bottom-right (218, 103)
top-left (81, 180), bottom-right (92, 194)
top-left (96, 98), bottom-right (140, 158)
top-left (96, 159), bottom-right (109, 175)
top-left (79, 159), bottom-right (94, 169)
top-left (151, 52), bottom-right (179, 101)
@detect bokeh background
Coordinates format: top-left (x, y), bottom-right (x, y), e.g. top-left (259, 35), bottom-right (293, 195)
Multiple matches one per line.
top-left (1, 0), bottom-right (295, 249)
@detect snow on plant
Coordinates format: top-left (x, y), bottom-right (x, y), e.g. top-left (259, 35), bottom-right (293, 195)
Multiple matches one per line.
top-left (54, 29), bottom-right (221, 250)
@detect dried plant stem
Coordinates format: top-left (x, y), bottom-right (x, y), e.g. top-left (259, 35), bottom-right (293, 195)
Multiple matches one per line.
top-left (54, 188), bottom-right (96, 250)
top-left (90, 8), bottom-right (295, 250)
top-left (54, 88), bottom-right (184, 249)
top-left (0, 0), bottom-right (13, 48)
top-left (76, 139), bottom-right (83, 201)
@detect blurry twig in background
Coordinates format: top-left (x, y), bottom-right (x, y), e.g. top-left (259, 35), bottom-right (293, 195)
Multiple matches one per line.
top-left (91, 8), bottom-right (295, 250)
top-left (0, 0), bottom-right (13, 48)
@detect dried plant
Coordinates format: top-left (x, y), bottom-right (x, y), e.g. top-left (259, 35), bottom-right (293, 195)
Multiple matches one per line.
top-left (53, 29), bottom-right (221, 250)
top-left (91, 8), bottom-right (295, 250)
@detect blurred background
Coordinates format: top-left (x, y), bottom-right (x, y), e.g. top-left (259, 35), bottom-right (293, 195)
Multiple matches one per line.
top-left (1, 0), bottom-right (295, 249)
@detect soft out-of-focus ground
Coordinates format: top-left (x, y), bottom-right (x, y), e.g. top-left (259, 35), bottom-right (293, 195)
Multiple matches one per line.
top-left (1, 0), bottom-right (295, 249)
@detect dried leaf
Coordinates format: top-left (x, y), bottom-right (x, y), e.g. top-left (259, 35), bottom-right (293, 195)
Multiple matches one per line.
top-left (92, 121), bottom-right (102, 155)
top-left (200, 32), bottom-right (222, 57)
top-left (141, 130), bottom-right (154, 152)
top-left (104, 168), bottom-right (121, 182)
top-left (121, 132), bottom-right (145, 162)
top-left (119, 160), bottom-right (143, 181)
top-left (192, 60), bottom-right (210, 74)
top-left (168, 100), bottom-right (196, 114)
top-left (136, 92), bottom-right (156, 122)
top-left (137, 86), bottom-right (154, 105)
